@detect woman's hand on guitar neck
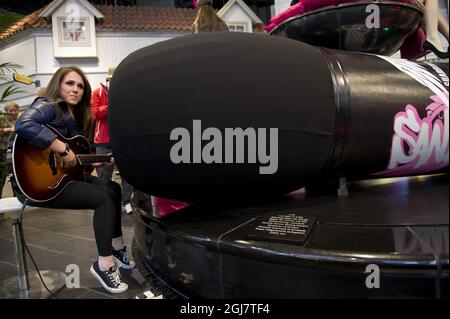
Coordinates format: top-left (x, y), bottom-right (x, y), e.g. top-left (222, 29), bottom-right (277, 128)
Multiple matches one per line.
top-left (92, 152), bottom-right (115, 168)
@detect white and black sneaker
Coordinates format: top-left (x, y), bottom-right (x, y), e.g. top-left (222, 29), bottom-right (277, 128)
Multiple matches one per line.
top-left (112, 245), bottom-right (136, 270)
top-left (90, 261), bottom-right (128, 294)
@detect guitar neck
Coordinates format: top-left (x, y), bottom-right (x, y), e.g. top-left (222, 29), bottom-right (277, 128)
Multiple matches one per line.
top-left (76, 154), bottom-right (112, 165)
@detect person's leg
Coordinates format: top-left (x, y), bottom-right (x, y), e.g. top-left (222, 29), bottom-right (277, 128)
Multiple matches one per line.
top-left (30, 176), bottom-right (129, 293)
top-left (109, 175), bottom-right (136, 268)
top-left (86, 176), bottom-right (135, 269)
top-left (34, 176), bottom-right (122, 262)
top-left (438, 13), bottom-right (449, 40)
top-left (83, 177), bottom-right (134, 281)
top-left (424, 0), bottom-right (445, 51)
top-left (85, 175), bottom-right (125, 253)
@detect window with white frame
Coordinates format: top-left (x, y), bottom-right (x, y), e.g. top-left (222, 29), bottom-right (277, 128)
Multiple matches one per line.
top-left (227, 23), bottom-right (246, 32)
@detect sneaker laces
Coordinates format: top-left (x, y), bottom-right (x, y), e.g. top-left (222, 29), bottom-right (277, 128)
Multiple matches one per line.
top-left (107, 266), bottom-right (123, 287)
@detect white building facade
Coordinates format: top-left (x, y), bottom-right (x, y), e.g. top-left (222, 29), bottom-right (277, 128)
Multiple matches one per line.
top-left (0, 0), bottom-right (262, 109)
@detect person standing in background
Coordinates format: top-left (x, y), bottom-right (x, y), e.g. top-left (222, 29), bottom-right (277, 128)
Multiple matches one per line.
top-left (0, 102), bottom-right (20, 198)
top-left (91, 67), bottom-right (133, 214)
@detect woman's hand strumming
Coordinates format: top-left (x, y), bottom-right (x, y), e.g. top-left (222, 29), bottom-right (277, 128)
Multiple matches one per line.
top-left (62, 149), bottom-right (78, 168)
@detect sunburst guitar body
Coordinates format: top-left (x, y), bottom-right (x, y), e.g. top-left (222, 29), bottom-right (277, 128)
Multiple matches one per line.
top-left (9, 125), bottom-right (112, 202)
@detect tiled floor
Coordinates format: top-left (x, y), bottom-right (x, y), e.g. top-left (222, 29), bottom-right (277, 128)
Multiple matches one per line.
top-left (0, 176), bottom-right (166, 299)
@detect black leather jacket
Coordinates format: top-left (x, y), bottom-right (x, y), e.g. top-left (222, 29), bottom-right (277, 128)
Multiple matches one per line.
top-left (15, 97), bottom-right (82, 149)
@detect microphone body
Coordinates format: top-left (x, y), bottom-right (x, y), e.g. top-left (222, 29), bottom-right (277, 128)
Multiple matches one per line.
top-left (109, 32), bottom-right (448, 203)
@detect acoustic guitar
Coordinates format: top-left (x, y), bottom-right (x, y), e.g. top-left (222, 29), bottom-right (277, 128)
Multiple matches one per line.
top-left (9, 125), bottom-right (113, 202)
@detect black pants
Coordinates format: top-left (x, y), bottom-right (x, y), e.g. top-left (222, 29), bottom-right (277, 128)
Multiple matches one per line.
top-left (28, 175), bottom-right (123, 257)
top-left (95, 144), bottom-right (133, 204)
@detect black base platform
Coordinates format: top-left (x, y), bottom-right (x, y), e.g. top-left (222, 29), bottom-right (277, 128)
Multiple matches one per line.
top-left (132, 174), bottom-right (449, 298)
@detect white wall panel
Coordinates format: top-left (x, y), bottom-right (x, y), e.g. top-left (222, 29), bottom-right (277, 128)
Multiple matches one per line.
top-left (0, 38), bottom-right (36, 75)
top-left (2, 31), bottom-right (185, 107)
top-left (35, 32), bottom-right (183, 86)
top-left (35, 35), bottom-right (59, 73)
top-left (88, 33), bottom-right (181, 89)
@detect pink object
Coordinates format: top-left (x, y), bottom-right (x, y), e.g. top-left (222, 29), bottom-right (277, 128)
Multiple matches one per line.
top-left (264, 2), bottom-right (306, 32)
top-left (374, 95), bottom-right (449, 177)
top-left (265, 0), bottom-right (364, 32)
top-left (265, 0), bottom-right (413, 32)
top-left (264, 0), bottom-right (424, 60)
top-left (154, 197), bottom-right (189, 217)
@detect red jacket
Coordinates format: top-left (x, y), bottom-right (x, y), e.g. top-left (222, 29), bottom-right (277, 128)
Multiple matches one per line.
top-left (91, 84), bottom-right (110, 144)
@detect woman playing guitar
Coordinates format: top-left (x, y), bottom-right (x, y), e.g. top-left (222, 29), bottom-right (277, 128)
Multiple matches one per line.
top-left (14, 66), bottom-right (134, 294)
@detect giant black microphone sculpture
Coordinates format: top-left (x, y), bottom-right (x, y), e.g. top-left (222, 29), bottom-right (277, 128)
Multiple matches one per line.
top-left (108, 32), bottom-right (448, 203)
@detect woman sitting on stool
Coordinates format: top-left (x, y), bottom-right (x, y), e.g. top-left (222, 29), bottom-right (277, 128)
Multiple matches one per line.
top-left (15, 66), bottom-right (135, 294)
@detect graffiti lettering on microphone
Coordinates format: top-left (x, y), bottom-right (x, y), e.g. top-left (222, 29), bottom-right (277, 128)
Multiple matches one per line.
top-left (375, 56), bottom-right (449, 176)
top-left (170, 120), bottom-right (278, 174)
top-left (377, 95), bottom-right (449, 176)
